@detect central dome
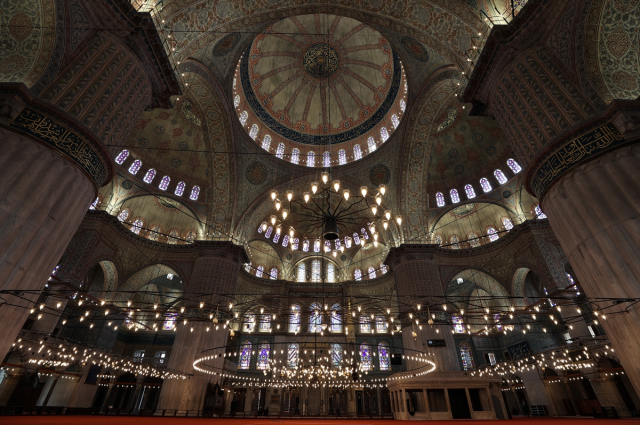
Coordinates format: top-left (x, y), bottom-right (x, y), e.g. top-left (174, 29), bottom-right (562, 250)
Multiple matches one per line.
top-left (233, 14), bottom-right (407, 166)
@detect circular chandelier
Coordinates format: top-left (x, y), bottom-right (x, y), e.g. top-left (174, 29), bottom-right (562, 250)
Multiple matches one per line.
top-left (259, 172), bottom-right (402, 257)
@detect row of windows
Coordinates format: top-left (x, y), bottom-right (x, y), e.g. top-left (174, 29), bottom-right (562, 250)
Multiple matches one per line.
top-left (115, 210), bottom-right (196, 243)
top-left (245, 261), bottom-right (388, 282)
top-left (434, 218), bottom-right (514, 248)
top-left (115, 150), bottom-right (200, 201)
top-left (258, 225), bottom-right (371, 252)
top-left (434, 159), bottom-right (521, 208)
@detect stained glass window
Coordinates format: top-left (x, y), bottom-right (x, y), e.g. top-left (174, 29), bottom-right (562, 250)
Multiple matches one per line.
top-left (245, 262), bottom-right (251, 273)
top-left (292, 238), bottom-right (299, 250)
top-left (469, 233), bottom-right (480, 248)
top-left (459, 342), bottom-right (475, 370)
top-left (175, 181), bottom-right (185, 196)
top-left (436, 192), bottom-right (445, 207)
top-left (376, 315), bottom-right (387, 333)
top-left (465, 184), bottom-right (476, 199)
top-left (257, 342), bottom-right (270, 370)
top-left (503, 218), bottom-right (514, 230)
top-left (324, 240), bottom-right (331, 253)
top-left (380, 264), bottom-right (388, 274)
top-left (281, 234), bottom-right (289, 248)
top-left (262, 135), bottom-right (271, 151)
top-left (334, 239), bottom-right (341, 251)
top-left (148, 226), bottom-right (161, 241)
top-left (453, 316), bottom-right (465, 333)
top-left (331, 304), bottom-right (342, 331)
top-left (269, 267), bottom-right (278, 280)
top-left (287, 344), bottom-right (299, 368)
top-left (249, 124), bottom-right (259, 140)
top-left (327, 263), bottom-right (335, 283)
top-left (302, 239), bottom-right (310, 252)
top-left (265, 226), bottom-right (273, 238)
top-left (309, 302), bottom-right (322, 332)
top-left (168, 230), bottom-right (179, 244)
top-left (260, 314), bottom-right (271, 331)
top-left (163, 313), bottom-right (177, 330)
top-left (143, 169), bottom-right (156, 184)
top-left (450, 235), bottom-right (460, 249)
top-left (234, 95), bottom-right (240, 108)
top-left (291, 148), bottom-right (300, 164)
top-left (115, 150), bottom-right (129, 165)
top-left (360, 316), bottom-right (371, 332)
top-left (535, 204), bottom-right (547, 219)
top-left (345, 236), bottom-right (352, 248)
top-left (494, 169), bottom-right (508, 184)
top-left (494, 314), bottom-right (502, 331)
top-left (159, 176), bottom-right (170, 191)
top-left (245, 314), bottom-right (256, 332)
top-left (273, 230), bottom-right (280, 243)
top-left (331, 343), bottom-right (342, 367)
top-left (400, 99), bottom-right (406, 112)
top-left (131, 219), bottom-right (143, 235)
top-left (276, 143), bottom-right (285, 159)
top-left (368, 266), bottom-right (376, 279)
top-left (391, 115), bottom-right (400, 130)
top-left (89, 197), bottom-right (99, 210)
top-left (378, 342), bottom-right (391, 371)
top-left (354, 269), bottom-right (362, 281)
top-left (480, 177), bottom-right (492, 193)
top-left (367, 137), bottom-right (376, 152)
top-left (257, 222), bottom-right (266, 233)
top-left (117, 209), bottom-right (129, 222)
top-left (256, 265), bottom-right (264, 278)
top-left (338, 149), bottom-right (346, 165)
top-left (311, 259), bottom-right (321, 282)
top-left (314, 239), bottom-right (321, 253)
top-left (128, 159), bottom-right (142, 175)
top-left (380, 127), bottom-right (389, 142)
top-left (290, 305), bottom-right (301, 332)
top-left (354, 144), bottom-right (362, 160)
top-left (239, 341), bottom-right (252, 369)
top-left (507, 158), bottom-right (522, 174)
top-left (189, 185), bottom-right (200, 201)
top-left (487, 227), bottom-right (499, 242)
top-left (361, 228), bottom-right (369, 239)
top-left (307, 151), bottom-right (315, 167)
top-left (450, 189), bottom-right (460, 203)
top-left (239, 111), bottom-right (248, 126)
top-left (323, 152), bottom-right (331, 167)
top-left (360, 343), bottom-right (372, 371)
top-left (353, 233), bottom-right (361, 245)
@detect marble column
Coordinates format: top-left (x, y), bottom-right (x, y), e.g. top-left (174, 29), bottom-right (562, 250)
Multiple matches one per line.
top-left (0, 128), bottom-right (95, 362)
top-left (544, 144), bottom-right (640, 396)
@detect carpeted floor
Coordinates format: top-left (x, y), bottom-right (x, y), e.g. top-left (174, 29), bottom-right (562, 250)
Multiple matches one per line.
top-left (2, 417), bottom-right (639, 425)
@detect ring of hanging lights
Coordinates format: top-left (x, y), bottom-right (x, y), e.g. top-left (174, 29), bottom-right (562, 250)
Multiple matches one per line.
top-left (258, 172), bottom-right (402, 258)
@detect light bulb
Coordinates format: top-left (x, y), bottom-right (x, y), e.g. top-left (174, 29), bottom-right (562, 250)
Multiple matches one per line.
top-left (304, 192), bottom-right (310, 203)
top-left (311, 182), bottom-right (318, 194)
top-left (371, 205), bottom-right (377, 215)
top-left (275, 201), bottom-right (281, 211)
top-left (373, 233), bottom-right (378, 241)
top-left (343, 189), bottom-right (350, 200)
top-left (360, 186), bottom-right (368, 197)
top-left (384, 210), bottom-right (391, 220)
top-left (321, 172), bottom-right (329, 184)
top-left (396, 216), bottom-right (402, 226)
top-left (361, 239), bottom-right (365, 246)
top-left (340, 245), bottom-right (345, 252)
top-left (270, 215), bottom-right (277, 225)
top-left (375, 195), bottom-right (382, 205)
top-left (276, 226), bottom-right (282, 235)
top-left (373, 240), bottom-right (378, 248)
top-left (379, 184), bottom-right (386, 195)
top-left (333, 180), bottom-right (340, 191)
top-left (333, 250), bottom-right (337, 258)
top-left (261, 222), bottom-right (267, 231)
top-left (286, 190), bottom-right (293, 201)
top-left (271, 191), bottom-right (277, 201)
top-left (289, 227), bottom-right (295, 237)
top-left (282, 209), bottom-right (288, 220)
top-left (383, 220), bottom-right (388, 230)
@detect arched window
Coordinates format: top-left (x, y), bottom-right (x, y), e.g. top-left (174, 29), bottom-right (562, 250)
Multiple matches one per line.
top-left (148, 226), bottom-right (161, 241)
top-left (291, 148), bottom-right (300, 164)
top-left (159, 176), bottom-right (170, 191)
top-left (353, 144), bottom-right (362, 160)
top-left (281, 235), bottom-right (289, 247)
top-left (249, 124), bottom-right (259, 140)
top-left (435, 234), bottom-right (442, 246)
top-left (256, 265), bottom-right (264, 278)
top-left (459, 342), bottom-right (475, 370)
top-left (487, 227), bottom-right (499, 242)
top-left (378, 342), bottom-right (391, 371)
top-left (143, 169), bottom-right (156, 184)
top-left (289, 305), bottom-right (301, 332)
top-left (313, 239), bottom-right (321, 253)
top-left (189, 186), bottom-right (200, 201)
top-left (494, 169), bottom-right (508, 185)
top-left (89, 197), bottom-right (99, 210)
top-left (302, 239), bottom-right (310, 252)
top-left (331, 304), bottom-right (342, 331)
top-left (360, 316), bottom-right (371, 332)
top-left (292, 238), bottom-right (299, 250)
top-left (244, 314), bottom-right (256, 332)
top-left (168, 230), bottom-right (179, 244)
top-left (307, 151), bottom-right (315, 167)
top-left (502, 218), bottom-right (514, 230)
top-left (453, 316), bottom-right (465, 333)
top-left (480, 177), bottom-right (492, 193)
top-left (265, 226), bottom-right (273, 238)
top-left (239, 111), bottom-right (248, 126)
top-left (323, 152), bottom-right (331, 167)
top-left (273, 228), bottom-right (280, 243)
top-left (334, 239), bottom-right (342, 251)
top-left (376, 315), bottom-right (387, 333)
top-left (380, 264), bottom-right (388, 274)
top-left (175, 181), bottom-right (185, 196)
top-left (368, 266), bottom-right (376, 279)
top-left (245, 262), bottom-right (252, 273)
top-left (234, 95), bottom-right (240, 108)
top-left (257, 341), bottom-right (270, 369)
top-left (131, 219), bottom-right (144, 235)
top-left (535, 204), bottom-right (547, 219)
top-left (450, 235), bottom-right (460, 249)
top-left (324, 240), bottom-right (331, 253)
top-left (345, 236), bottom-right (352, 248)
top-left (128, 159), bottom-right (142, 175)
top-left (468, 233), bottom-right (480, 248)
top-left (380, 127), bottom-right (389, 142)
top-left (239, 341), bottom-right (252, 369)
top-left (360, 343), bottom-right (372, 371)
top-left (331, 343), bottom-right (342, 367)
top-left (287, 343), bottom-right (299, 368)
top-left (269, 267), bottom-right (278, 280)
top-left (276, 143), bottom-right (285, 159)
top-left (327, 263), bottom-right (335, 283)
top-left (361, 228), bottom-right (369, 239)
top-left (391, 114), bottom-right (400, 129)
top-left (261, 135), bottom-right (271, 151)
top-left (311, 259), bottom-right (321, 282)
top-left (309, 302), bottom-right (322, 332)
top-left (354, 269), bottom-right (362, 281)
top-left (260, 314), bottom-right (271, 331)
top-left (297, 263), bottom-right (306, 282)
top-left (435, 192), bottom-right (445, 207)
top-left (507, 158), bottom-right (522, 174)
top-left (450, 188), bottom-right (460, 203)
top-left (115, 150), bottom-right (129, 165)
top-left (117, 209), bottom-right (129, 222)
top-left (464, 184), bottom-right (476, 199)
top-left (367, 137), bottom-right (376, 152)
top-left (400, 99), bottom-right (406, 112)
top-left (338, 149), bottom-right (346, 165)
top-left (353, 233), bottom-right (361, 245)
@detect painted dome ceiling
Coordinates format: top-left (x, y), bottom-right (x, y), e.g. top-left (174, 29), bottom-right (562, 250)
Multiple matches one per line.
top-left (233, 14), bottom-right (407, 166)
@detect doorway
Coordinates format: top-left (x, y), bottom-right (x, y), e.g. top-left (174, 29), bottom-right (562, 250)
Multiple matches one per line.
top-left (448, 389), bottom-right (471, 419)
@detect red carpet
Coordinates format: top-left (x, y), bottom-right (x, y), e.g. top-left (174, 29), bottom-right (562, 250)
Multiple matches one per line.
top-left (1, 418), bottom-right (639, 425)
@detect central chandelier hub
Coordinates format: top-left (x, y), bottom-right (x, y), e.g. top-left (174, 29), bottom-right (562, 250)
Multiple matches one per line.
top-left (323, 216), bottom-right (340, 240)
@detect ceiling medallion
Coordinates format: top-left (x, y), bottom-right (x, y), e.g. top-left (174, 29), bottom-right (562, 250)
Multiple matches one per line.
top-left (303, 43), bottom-right (339, 78)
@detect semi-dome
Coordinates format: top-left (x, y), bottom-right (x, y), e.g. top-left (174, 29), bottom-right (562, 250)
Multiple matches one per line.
top-left (233, 13), bottom-right (407, 166)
